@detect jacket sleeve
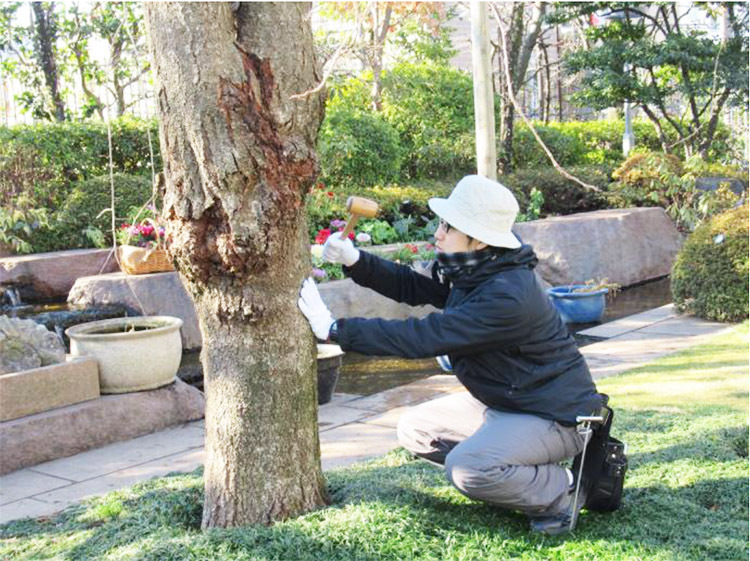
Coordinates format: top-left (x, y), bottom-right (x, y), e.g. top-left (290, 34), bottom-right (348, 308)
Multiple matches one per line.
top-left (336, 281), bottom-right (531, 358)
top-left (343, 250), bottom-right (450, 309)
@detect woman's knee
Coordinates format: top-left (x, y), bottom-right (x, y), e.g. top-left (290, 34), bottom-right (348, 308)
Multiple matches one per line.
top-left (444, 447), bottom-right (510, 496)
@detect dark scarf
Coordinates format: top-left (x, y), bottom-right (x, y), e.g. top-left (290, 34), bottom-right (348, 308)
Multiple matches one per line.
top-left (436, 248), bottom-right (499, 281)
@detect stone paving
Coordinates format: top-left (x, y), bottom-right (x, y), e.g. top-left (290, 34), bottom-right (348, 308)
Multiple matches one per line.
top-left (0, 304), bottom-right (735, 525)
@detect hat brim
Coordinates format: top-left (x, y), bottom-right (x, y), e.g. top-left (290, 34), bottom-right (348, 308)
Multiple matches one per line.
top-left (429, 198), bottom-right (521, 249)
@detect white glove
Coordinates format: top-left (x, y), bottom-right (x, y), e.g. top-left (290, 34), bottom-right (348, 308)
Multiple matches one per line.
top-left (322, 233), bottom-right (360, 266)
top-left (298, 277), bottom-right (335, 340)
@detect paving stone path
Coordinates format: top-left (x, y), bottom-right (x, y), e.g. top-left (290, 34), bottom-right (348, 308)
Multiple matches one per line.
top-left (0, 304), bottom-right (733, 524)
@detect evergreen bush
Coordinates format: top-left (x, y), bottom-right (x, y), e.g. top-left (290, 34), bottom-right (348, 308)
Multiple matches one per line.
top-left (0, 117), bottom-right (159, 212)
top-left (32, 173), bottom-right (154, 253)
top-left (318, 105), bottom-right (402, 187)
top-left (381, 62), bottom-right (476, 179)
top-left (671, 203), bottom-right (749, 322)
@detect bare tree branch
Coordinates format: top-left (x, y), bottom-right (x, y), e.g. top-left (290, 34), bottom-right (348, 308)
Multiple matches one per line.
top-left (493, 5), bottom-right (600, 192)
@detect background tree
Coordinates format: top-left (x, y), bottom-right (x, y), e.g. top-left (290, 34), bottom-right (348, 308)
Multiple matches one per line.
top-left (31, 2), bottom-right (65, 121)
top-left (145, 2), bottom-right (328, 528)
top-left (0, 2), bottom-right (69, 121)
top-left (560, 2), bottom-right (749, 159)
top-left (489, 2), bottom-right (547, 174)
top-left (319, 2), bottom-right (446, 111)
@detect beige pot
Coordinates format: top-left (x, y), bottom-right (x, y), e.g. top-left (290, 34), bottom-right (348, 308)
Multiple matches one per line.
top-left (66, 316), bottom-right (183, 394)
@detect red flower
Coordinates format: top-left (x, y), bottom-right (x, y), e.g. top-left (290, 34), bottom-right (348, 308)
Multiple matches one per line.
top-left (315, 228), bottom-right (331, 244)
top-left (406, 243), bottom-right (418, 254)
top-left (347, 231), bottom-right (355, 241)
top-left (326, 191), bottom-right (334, 198)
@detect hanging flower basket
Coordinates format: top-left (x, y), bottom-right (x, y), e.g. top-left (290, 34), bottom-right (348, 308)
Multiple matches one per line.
top-left (117, 217), bottom-right (174, 275)
top-left (119, 245), bottom-right (174, 275)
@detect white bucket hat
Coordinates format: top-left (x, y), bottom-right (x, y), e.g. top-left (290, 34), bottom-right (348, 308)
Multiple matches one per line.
top-left (428, 175), bottom-right (521, 249)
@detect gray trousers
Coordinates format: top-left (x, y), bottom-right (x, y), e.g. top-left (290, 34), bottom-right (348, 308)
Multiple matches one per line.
top-left (396, 391), bottom-right (585, 515)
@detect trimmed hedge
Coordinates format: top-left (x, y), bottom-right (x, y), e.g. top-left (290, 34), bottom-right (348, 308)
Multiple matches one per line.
top-left (0, 117), bottom-right (159, 210)
top-left (671, 203), bottom-right (749, 322)
top-left (32, 173), bottom-right (154, 253)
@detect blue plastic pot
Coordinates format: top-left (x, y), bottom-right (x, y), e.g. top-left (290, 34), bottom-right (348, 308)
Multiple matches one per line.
top-left (547, 285), bottom-right (609, 324)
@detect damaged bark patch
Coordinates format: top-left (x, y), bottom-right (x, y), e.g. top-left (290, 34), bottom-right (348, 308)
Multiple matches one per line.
top-left (217, 47), bottom-right (318, 228)
top-left (170, 198), bottom-right (266, 285)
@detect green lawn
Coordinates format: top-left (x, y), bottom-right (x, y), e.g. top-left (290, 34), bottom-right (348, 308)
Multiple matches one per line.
top-left (2, 323), bottom-right (747, 561)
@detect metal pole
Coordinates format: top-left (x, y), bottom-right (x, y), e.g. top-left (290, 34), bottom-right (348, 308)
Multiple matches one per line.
top-left (470, 1), bottom-right (497, 180)
top-left (622, 63), bottom-right (635, 156)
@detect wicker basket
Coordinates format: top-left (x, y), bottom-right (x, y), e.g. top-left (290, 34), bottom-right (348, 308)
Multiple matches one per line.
top-left (119, 245), bottom-right (174, 275)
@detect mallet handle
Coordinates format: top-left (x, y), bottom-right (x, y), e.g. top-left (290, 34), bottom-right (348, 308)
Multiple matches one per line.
top-left (338, 214), bottom-right (360, 241)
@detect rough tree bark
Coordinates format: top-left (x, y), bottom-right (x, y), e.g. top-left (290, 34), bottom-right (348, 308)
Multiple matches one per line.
top-left (145, 2), bottom-right (328, 528)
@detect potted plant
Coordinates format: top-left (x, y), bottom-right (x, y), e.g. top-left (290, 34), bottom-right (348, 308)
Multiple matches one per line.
top-left (66, 316), bottom-right (183, 394)
top-left (317, 344), bottom-right (345, 404)
top-left (547, 278), bottom-right (621, 324)
top-left (117, 205), bottom-right (174, 275)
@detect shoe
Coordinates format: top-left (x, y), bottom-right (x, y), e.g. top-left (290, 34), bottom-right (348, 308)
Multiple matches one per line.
top-left (529, 485), bottom-right (587, 536)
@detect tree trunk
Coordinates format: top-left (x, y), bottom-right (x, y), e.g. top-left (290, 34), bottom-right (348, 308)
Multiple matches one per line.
top-left (145, 2), bottom-right (328, 528)
top-left (31, 2), bottom-right (65, 121)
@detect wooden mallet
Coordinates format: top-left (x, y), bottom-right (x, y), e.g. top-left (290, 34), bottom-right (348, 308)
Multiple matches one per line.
top-left (338, 196), bottom-right (379, 240)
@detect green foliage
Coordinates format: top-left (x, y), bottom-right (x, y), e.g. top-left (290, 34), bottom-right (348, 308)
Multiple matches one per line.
top-left (610, 150), bottom-right (745, 230)
top-left (32, 173), bottom-right (153, 253)
top-left (502, 165), bottom-right (612, 216)
top-left (671, 204), bottom-right (749, 322)
top-left (509, 119), bottom-right (664, 170)
top-left (381, 62), bottom-right (476, 179)
top-left (0, 206), bottom-right (49, 254)
top-left (318, 105), bottom-right (403, 188)
top-left (516, 187), bottom-right (544, 223)
top-left (0, 117), bottom-right (159, 211)
top-left (356, 219), bottom-right (398, 246)
top-left (1, 324), bottom-right (747, 561)
top-left (562, 3), bottom-right (749, 158)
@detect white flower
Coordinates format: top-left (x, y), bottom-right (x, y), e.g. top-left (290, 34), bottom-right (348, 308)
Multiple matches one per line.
top-left (310, 244), bottom-right (324, 258)
top-left (355, 232), bottom-right (372, 244)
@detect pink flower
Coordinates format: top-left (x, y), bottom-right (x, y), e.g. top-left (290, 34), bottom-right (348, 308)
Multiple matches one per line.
top-left (312, 268), bottom-right (327, 279)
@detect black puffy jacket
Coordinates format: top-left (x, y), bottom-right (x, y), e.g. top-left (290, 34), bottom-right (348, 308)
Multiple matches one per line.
top-left (336, 246), bottom-right (602, 425)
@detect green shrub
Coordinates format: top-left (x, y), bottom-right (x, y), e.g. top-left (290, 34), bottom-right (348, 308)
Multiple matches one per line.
top-left (0, 117), bottom-right (159, 211)
top-left (501, 165), bottom-right (612, 216)
top-left (610, 150), bottom-right (745, 230)
top-left (381, 62), bottom-right (476, 179)
top-left (672, 203), bottom-right (749, 322)
top-left (318, 105), bottom-right (402, 187)
top-left (509, 119), bottom-right (663, 170)
top-left (32, 173), bottom-right (154, 253)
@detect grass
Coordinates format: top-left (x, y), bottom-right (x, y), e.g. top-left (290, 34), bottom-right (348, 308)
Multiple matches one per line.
top-left (2, 323), bottom-right (747, 561)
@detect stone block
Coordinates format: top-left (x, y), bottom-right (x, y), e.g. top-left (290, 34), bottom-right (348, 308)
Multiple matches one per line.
top-left (514, 207), bottom-right (683, 287)
top-left (68, 271), bottom-right (202, 350)
top-left (0, 249), bottom-right (119, 302)
top-left (0, 356), bottom-right (99, 422)
top-left (0, 379), bottom-right (204, 475)
top-left (318, 278), bottom-right (438, 320)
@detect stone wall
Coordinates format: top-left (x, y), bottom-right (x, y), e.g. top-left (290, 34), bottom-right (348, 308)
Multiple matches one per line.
top-left (1, 248), bottom-right (120, 302)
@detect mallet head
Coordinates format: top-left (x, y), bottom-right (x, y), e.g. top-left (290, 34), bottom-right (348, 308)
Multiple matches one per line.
top-left (346, 196), bottom-right (379, 218)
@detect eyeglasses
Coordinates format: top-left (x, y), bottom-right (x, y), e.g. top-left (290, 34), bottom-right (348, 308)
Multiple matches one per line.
top-left (438, 218), bottom-right (453, 233)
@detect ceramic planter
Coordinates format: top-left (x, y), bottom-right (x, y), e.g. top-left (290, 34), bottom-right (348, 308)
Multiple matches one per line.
top-left (66, 316), bottom-right (183, 394)
top-left (317, 344), bottom-right (345, 405)
top-left (547, 285), bottom-right (609, 324)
